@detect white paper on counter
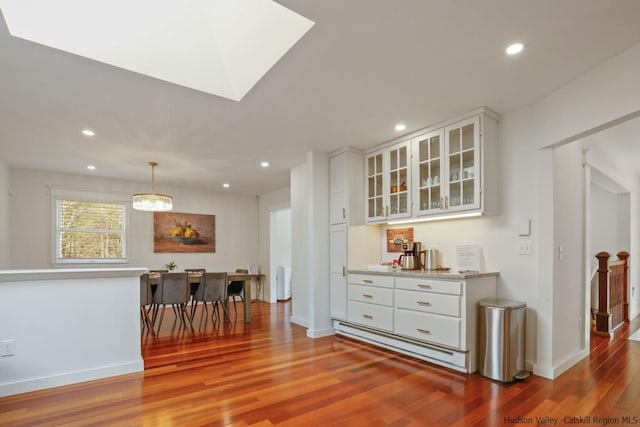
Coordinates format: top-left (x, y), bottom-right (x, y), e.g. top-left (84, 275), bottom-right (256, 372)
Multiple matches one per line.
top-left (456, 244), bottom-right (480, 272)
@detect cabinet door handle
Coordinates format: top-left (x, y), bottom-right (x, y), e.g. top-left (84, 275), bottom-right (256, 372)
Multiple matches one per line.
top-left (417, 301), bottom-right (432, 306)
top-left (342, 207), bottom-right (346, 219)
top-left (417, 328), bottom-right (431, 335)
top-left (386, 205), bottom-right (389, 217)
top-left (440, 196), bottom-right (445, 210)
top-left (417, 284), bottom-right (432, 289)
top-left (342, 266), bottom-right (346, 277)
top-left (362, 294), bottom-right (373, 298)
top-left (363, 279), bottom-right (374, 284)
top-left (445, 196), bottom-right (449, 209)
top-left (363, 314), bottom-right (373, 319)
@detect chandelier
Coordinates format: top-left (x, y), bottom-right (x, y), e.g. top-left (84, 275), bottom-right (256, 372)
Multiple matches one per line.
top-left (132, 162), bottom-right (173, 211)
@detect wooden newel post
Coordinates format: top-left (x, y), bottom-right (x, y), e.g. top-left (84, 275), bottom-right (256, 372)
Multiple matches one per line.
top-left (595, 251), bottom-right (610, 337)
top-left (617, 251), bottom-right (630, 322)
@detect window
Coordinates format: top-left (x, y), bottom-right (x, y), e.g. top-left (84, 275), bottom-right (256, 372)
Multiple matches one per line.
top-left (52, 190), bottom-right (128, 264)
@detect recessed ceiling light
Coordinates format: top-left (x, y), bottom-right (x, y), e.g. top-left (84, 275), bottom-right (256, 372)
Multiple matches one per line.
top-left (261, 161), bottom-right (269, 168)
top-left (506, 43), bottom-right (524, 55)
top-left (82, 129), bottom-right (95, 137)
top-left (395, 123), bottom-right (406, 131)
top-left (223, 183), bottom-right (230, 188)
top-left (87, 164), bottom-right (96, 170)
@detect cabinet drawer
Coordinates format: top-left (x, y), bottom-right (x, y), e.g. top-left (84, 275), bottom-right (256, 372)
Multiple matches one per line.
top-left (395, 289), bottom-right (461, 317)
top-left (348, 284), bottom-right (394, 307)
top-left (349, 274), bottom-right (394, 289)
top-left (348, 301), bottom-right (394, 332)
top-left (395, 309), bottom-right (461, 348)
top-left (396, 277), bottom-right (462, 295)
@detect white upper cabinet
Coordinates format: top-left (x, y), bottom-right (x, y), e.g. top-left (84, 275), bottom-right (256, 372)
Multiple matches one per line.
top-left (330, 148), bottom-right (364, 225)
top-left (330, 153), bottom-right (347, 224)
top-left (413, 115), bottom-right (486, 216)
top-left (365, 140), bottom-right (411, 223)
top-left (368, 108), bottom-right (498, 223)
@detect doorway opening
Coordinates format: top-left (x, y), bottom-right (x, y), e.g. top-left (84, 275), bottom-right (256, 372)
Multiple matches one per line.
top-left (587, 168), bottom-right (630, 341)
top-left (269, 208), bottom-right (291, 303)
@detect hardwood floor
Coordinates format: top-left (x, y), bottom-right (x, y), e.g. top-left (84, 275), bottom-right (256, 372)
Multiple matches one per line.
top-left (2, 301), bottom-right (639, 426)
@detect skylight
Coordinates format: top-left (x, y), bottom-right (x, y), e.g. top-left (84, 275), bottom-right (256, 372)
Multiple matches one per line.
top-left (0, 0), bottom-right (314, 101)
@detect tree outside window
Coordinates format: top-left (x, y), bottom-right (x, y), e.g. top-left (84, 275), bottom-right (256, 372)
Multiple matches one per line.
top-left (56, 199), bottom-right (127, 262)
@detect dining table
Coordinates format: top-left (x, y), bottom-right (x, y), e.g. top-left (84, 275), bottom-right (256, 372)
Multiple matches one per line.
top-left (149, 272), bottom-right (265, 323)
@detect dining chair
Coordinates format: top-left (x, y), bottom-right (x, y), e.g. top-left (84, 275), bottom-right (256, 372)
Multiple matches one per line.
top-left (193, 272), bottom-right (232, 324)
top-left (139, 273), bottom-right (154, 333)
top-left (152, 272), bottom-right (193, 332)
top-left (184, 268), bottom-right (206, 314)
top-left (228, 268), bottom-right (248, 317)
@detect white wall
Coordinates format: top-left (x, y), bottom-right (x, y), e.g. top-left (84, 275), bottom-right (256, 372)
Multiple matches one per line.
top-left (617, 193), bottom-right (631, 253)
top-left (290, 151), bottom-right (331, 337)
top-left (306, 151), bottom-right (331, 337)
top-left (536, 43), bottom-right (640, 148)
top-left (290, 162), bottom-right (309, 327)
top-left (552, 143), bottom-right (586, 368)
top-left (0, 160), bottom-right (9, 268)
top-left (591, 183), bottom-right (622, 266)
top-left (258, 186), bottom-right (290, 301)
top-left (0, 268), bottom-right (144, 397)
top-left (9, 168), bottom-right (259, 272)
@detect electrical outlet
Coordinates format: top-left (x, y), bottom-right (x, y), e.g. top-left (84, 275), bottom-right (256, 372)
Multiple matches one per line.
top-left (1, 340), bottom-right (15, 357)
top-left (517, 240), bottom-right (532, 255)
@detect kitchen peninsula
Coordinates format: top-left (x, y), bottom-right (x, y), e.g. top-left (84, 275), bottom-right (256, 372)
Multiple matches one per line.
top-left (334, 269), bottom-right (497, 373)
top-left (0, 268), bottom-right (146, 397)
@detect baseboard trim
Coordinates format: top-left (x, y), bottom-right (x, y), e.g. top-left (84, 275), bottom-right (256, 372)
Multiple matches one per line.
top-left (306, 328), bottom-right (335, 339)
top-left (289, 316), bottom-right (308, 328)
top-left (0, 360), bottom-right (143, 398)
top-left (552, 348), bottom-right (589, 379)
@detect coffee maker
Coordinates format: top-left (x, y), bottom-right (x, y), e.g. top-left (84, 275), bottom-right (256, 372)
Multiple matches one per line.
top-left (399, 242), bottom-right (422, 270)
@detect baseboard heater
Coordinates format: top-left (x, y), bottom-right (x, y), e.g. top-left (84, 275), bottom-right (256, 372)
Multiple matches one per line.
top-left (333, 320), bottom-right (468, 373)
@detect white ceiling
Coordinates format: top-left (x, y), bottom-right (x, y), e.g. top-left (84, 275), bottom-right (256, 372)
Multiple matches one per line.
top-left (2, 0), bottom-right (640, 195)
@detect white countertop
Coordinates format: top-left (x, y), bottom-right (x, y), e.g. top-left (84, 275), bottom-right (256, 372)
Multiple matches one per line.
top-left (348, 268), bottom-right (498, 280)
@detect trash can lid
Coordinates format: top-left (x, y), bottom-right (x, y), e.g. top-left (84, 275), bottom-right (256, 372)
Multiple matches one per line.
top-left (479, 298), bottom-right (526, 309)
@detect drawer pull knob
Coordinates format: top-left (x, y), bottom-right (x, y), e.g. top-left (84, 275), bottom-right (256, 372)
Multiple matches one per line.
top-left (363, 294), bottom-right (373, 298)
top-left (417, 284), bottom-right (432, 289)
top-left (417, 301), bottom-right (432, 306)
top-left (417, 328), bottom-right (431, 335)
top-left (363, 314), bottom-right (373, 319)
top-left (363, 279), bottom-right (374, 284)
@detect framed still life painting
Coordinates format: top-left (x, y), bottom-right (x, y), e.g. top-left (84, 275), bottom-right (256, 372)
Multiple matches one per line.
top-left (153, 212), bottom-right (215, 253)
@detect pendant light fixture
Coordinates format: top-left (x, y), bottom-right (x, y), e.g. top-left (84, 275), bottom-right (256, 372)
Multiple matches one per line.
top-left (132, 162), bottom-right (173, 211)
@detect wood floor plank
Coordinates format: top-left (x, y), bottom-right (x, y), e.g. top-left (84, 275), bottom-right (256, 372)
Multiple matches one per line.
top-left (1, 301), bottom-right (640, 426)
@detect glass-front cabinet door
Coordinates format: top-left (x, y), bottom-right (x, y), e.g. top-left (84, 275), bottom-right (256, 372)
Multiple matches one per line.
top-left (365, 141), bottom-right (411, 223)
top-left (386, 141), bottom-right (410, 220)
top-left (365, 151), bottom-right (385, 222)
top-left (445, 116), bottom-right (480, 211)
top-left (413, 130), bottom-right (444, 215)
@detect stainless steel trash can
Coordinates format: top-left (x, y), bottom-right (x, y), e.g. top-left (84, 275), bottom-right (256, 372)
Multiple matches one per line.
top-left (478, 299), bottom-right (529, 382)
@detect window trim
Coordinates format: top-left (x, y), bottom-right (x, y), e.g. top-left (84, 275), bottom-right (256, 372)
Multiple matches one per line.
top-left (50, 188), bottom-right (130, 265)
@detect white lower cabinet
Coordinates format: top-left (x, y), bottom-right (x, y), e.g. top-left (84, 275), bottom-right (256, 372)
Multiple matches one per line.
top-left (334, 272), bottom-right (497, 373)
top-left (395, 309), bottom-right (461, 348)
top-left (348, 300), bottom-right (394, 332)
